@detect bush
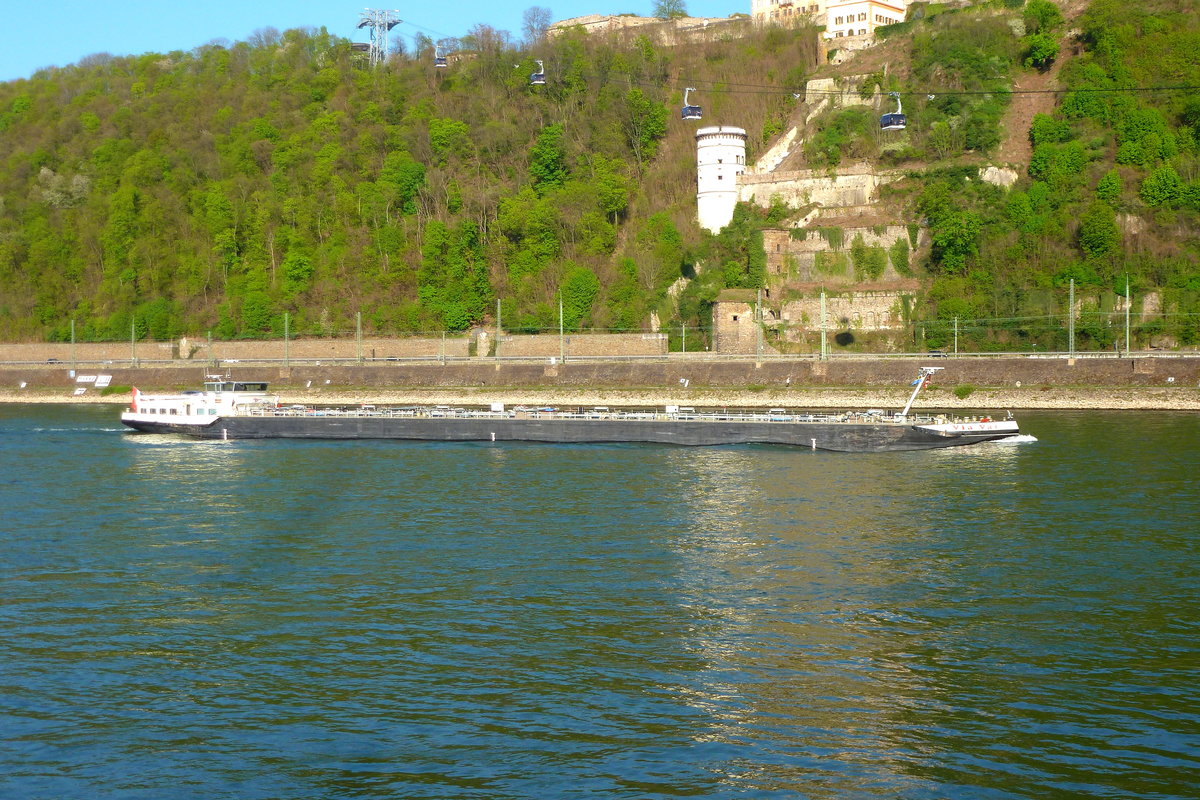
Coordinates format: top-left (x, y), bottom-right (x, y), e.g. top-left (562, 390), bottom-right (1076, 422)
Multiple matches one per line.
top-left (1141, 165), bottom-right (1184, 208)
top-left (803, 108), bottom-right (877, 168)
top-left (1024, 32), bottom-right (1059, 71)
top-left (1078, 203), bottom-right (1120, 259)
top-left (1096, 169), bottom-right (1122, 205)
top-left (954, 384), bottom-right (976, 399)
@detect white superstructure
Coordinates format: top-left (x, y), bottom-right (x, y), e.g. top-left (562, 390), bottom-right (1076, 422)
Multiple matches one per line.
top-left (696, 126), bottom-right (748, 233)
top-left (121, 377), bottom-right (276, 429)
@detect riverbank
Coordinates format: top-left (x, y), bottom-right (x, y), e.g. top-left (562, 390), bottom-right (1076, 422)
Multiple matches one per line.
top-left (3, 385), bottom-right (1198, 410)
top-left (4, 356), bottom-right (1199, 410)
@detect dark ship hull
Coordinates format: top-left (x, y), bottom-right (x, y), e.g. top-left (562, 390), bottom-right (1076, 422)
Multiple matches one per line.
top-left (121, 414), bottom-right (1019, 452)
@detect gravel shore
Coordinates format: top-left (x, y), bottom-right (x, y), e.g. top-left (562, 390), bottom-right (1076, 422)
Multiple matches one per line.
top-left (3, 385), bottom-right (1198, 410)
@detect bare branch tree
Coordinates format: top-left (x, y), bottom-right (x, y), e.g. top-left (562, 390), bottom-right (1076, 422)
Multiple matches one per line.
top-left (522, 6), bottom-right (553, 45)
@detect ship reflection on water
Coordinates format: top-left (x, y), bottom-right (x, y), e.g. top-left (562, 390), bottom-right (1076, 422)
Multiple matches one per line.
top-left (655, 443), bottom-right (1043, 795)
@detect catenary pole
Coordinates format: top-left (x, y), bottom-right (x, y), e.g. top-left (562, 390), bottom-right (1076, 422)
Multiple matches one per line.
top-left (1068, 279), bottom-right (1075, 357)
top-left (1124, 275), bottom-right (1131, 357)
top-left (356, 312), bottom-right (363, 364)
top-left (820, 291), bottom-right (827, 361)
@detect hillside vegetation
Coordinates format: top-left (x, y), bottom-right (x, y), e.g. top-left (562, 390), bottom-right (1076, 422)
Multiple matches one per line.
top-left (0, 19), bottom-right (816, 345)
top-left (0, 0), bottom-right (1198, 351)
top-left (909, 0), bottom-right (1200, 350)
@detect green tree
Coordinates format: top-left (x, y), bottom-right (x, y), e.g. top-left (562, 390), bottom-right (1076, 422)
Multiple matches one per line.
top-left (529, 124), bottom-right (568, 195)
top-left (1096, 169), bottom-right (1122, 205)
top-left (379, 151), bottom-right (425, 216)
top-left (1140, 165), bottom-right (1183, 207)
top-left (623, 89), bottom-right (668, 170)
top-left (418, 220), bottom-right (493, 330)
top-left (929, 210), bottom-right (983, 274)
top-left (653, 0), bottom-right (688, 19)
top-left (281, 251), bottom-right (314, 297)
top-left (1029, 113), bottom-right (1072, 146)
top-left (428, 118), bottom-right (470, 164)
top-left (632, 212), bottom-right (686, 298)
top-left (1077, 203), bottom-right (1120, 259)
top-left (606, 258), bottom-right (645, 331)
top-left (560, 264), bottom-right (600, 329)
top-left (592, 156), bottom-right (633, 221)
top-left (1025, 0), bottom-right (1064, 33)
top-left (713, 205), bottom-right (767, 288)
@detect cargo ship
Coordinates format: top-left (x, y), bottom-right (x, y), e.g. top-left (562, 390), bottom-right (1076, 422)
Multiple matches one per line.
top-left (119, 368), bottom-right (1027, 452)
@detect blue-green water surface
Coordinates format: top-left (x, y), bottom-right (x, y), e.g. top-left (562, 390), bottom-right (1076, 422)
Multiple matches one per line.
top-left (1, 405), bottom-right (1197, 799)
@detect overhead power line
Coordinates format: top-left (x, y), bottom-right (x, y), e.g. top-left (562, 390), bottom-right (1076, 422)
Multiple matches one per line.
top-left (389, 18), bottom-right (1199, 101)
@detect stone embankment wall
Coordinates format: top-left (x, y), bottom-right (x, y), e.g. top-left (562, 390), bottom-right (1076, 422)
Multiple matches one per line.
top-left (0, 332), bottom-right (667, 364)
top-left (498, 333), bottom-right (667, 358)
top-left (0, 341), bottom-right (179, 363)
top-left (6, 358), bottom-right (1199, 399)
top-left (0, 337), bottom-right (467, 364)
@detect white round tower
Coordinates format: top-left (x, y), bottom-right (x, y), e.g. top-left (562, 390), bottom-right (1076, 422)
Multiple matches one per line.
top-left (695, 125), bottom-right (748, 234)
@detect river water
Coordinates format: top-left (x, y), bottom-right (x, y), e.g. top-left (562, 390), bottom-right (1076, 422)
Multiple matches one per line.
top-left (1, 405), bottom-right (1196, 799)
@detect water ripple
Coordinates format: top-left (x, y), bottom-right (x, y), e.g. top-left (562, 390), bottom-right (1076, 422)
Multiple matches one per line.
top-left (0, 406), bottom-right (1196, 798)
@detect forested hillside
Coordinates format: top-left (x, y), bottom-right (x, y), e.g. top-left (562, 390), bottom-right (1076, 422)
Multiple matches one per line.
top-left (0, 0), bottom-right (1198, 349)
top-left (911, 0), bottom-right (1200, 349)
top-left (0, 18), bottom-right (815, 344)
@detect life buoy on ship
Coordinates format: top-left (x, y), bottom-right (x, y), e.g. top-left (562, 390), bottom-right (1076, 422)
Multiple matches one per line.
top-left (981, 417), bottom-right (991, 423)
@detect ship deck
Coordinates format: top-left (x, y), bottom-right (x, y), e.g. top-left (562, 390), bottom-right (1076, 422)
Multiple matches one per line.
top-left (235, 405), bottom-right (954, 427)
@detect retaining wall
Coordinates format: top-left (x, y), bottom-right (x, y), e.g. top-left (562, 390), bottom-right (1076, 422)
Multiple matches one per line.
top-left (5, 357), bottom-right (1199, 395)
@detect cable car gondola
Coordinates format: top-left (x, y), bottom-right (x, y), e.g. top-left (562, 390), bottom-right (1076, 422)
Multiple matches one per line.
top-left (681, 87), bottom-right (702, 121)
top-left (529, 59), bottom-right (546, 86)
top-left (434, 44), bottom-right (447, 68)
top-left (880, 91), bottom-right (906, 131)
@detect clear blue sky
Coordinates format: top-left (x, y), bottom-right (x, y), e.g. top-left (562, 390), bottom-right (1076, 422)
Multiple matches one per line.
top-left (1, 0), bottom-right (742, 83)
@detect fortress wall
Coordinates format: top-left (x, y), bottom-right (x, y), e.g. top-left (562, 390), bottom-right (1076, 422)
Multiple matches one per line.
top-left (776, 291), bottom-right (910, 332)
top-left (764, 225), bottom-right (925, 282)
top-left (738, 166), bottom-right (901, 210)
